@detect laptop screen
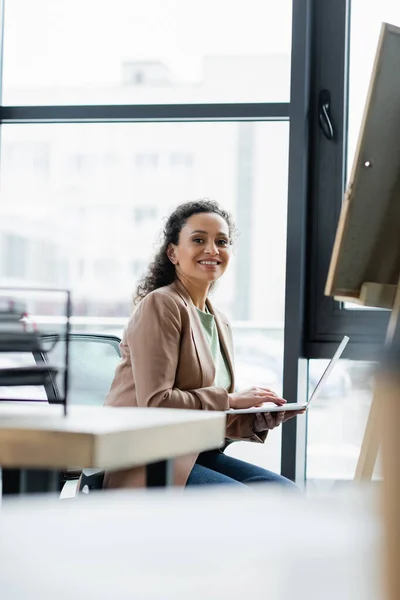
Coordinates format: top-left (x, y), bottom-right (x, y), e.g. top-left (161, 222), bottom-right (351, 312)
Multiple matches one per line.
top-left (307, 335), bottom-right (350, 406)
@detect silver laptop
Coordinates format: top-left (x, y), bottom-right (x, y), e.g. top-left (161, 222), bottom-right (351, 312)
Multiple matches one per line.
top-left (226, 336), bottom-right (350, 414)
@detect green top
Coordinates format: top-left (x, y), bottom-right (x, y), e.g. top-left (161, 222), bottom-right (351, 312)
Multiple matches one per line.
top-left (195, 306), bottom-right (232, 391)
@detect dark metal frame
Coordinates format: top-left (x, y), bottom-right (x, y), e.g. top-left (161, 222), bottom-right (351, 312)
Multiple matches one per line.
top-left (0, 103), bottom-right (289, 123)
top-left (281, 0), bottom-right (313, 482)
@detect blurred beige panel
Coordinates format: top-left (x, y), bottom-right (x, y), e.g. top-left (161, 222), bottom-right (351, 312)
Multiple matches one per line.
top-left (377, 367), bottom-right (400, 600)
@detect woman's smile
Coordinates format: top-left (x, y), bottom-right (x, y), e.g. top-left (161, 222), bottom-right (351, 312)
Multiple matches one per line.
top-left (197, 259), bottom-right (222, 269)
top-left (168, 212), bottom-right (231, 287)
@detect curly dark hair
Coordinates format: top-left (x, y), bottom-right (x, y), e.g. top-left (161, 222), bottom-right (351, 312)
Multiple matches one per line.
top-left (134, 199), bottom-right (236, 304)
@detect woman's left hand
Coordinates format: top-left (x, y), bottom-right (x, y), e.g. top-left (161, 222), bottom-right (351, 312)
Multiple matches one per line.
top-left (253, 409), bottom-right (306, 433)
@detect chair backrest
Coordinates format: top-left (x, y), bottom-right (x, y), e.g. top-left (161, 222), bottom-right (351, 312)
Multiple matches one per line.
top-left (42, 333), bottom-right (121, 406)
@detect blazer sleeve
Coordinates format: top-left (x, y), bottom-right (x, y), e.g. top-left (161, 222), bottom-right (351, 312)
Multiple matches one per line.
top-left (127, 292), bottom-right (230, 411)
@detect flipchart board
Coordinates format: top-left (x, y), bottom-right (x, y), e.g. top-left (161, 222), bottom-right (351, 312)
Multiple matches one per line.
top-left (326, 23), bottom-right (400, 310)
top-left (325, 23), bottom-right (400, 600)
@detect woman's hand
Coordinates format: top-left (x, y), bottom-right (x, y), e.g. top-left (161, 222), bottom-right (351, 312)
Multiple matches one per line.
top-left (228, 387), bottom-right (286, 410)
top-left (253, 409), bottom-right (306, 433)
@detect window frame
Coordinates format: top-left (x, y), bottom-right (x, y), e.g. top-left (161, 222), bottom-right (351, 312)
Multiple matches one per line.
top-left (282, 0), bottom-right (389, 481)
top-left (305, 0), bottom-right (389, 361)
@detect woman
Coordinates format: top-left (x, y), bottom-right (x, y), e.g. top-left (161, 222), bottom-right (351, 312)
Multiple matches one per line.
top-left (104, 199), bottom-right (302, 489)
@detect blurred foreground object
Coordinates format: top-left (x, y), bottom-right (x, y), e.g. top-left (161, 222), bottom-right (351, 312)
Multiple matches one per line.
top-left (0, 487), bottom-right (382, 600)
top-left (378, 344), bottom-right (400, 600)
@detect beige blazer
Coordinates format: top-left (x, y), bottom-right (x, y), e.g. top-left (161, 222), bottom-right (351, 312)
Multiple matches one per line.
top-left (103, 280), bottom-right (267, 488)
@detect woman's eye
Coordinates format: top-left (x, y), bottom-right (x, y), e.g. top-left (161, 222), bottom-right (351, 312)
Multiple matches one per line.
top-left (217, 239), bottom-right (228, 246)
top-left (193, 238), bottom-right (204, 244)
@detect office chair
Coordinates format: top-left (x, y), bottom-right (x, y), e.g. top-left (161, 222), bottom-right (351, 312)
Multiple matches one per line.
top-left (41, 333), bottom-right (122, 493)
top-left (41, 333), bottom-right (122, 407)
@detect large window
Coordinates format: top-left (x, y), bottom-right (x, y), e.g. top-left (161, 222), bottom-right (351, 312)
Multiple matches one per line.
top-left (0, 0), bottom-right (291, 473)
top-left (0, 121), bottom-right (288, 325)
top-left (2, 0), bottom-right (386, 484)
top-left (3, 0), bottom-right (292, 105)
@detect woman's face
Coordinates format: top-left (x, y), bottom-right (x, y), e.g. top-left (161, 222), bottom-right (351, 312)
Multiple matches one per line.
top-left (168, 212), bottom-right (231, 285)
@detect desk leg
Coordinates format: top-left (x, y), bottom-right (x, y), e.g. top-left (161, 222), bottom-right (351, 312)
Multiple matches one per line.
top-left (146, 460), bottom-right (173, 487)
top-left (2, 469), bottom-right (20, 495)
top-left (2, 468), bottom-right (62, 495)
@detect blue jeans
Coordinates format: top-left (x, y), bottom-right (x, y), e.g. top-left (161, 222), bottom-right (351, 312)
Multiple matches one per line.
top-left (186, 450), bottom-right (296, 488)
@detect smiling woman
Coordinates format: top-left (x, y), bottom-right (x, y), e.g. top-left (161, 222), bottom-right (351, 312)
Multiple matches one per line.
top-left (103, 199), bottom-right (300, 490)
top-left (134, 200), bottom-right (235, 305)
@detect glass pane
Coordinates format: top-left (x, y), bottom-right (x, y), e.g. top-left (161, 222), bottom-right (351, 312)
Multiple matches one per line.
top-left (3, 0), bottom-right (292, 106)
top-left (0, 121), bottom-right (289, 470)
top-left (306, 359), bottom-right (380, 483)
top-left (347, 1), bottom-right (400, 172)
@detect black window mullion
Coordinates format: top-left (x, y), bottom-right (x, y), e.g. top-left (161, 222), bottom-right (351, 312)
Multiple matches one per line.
top-left (306, 0), bottom-right (387, 359)
top-left (0, 103), bottom-right (289, 123)
top-left (281, 0), bottom-right (313, 483)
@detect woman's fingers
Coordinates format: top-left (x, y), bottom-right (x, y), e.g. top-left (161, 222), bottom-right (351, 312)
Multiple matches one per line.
top-left (261, 413), bottom-right (274, 429)
top-left (256, 394), bottom-right (286, 406)
top-left (255, 407), bottom-right (307, 431)
top-left (234, 387), bottom-right (288, 409)
top-left (272, 412), bottom-right (284, 428)
top-left (282, 409), bottom-right (307, 422)
top-left (254, 388), bottom-right (287, 405)
top-left (257, 387), bottom-right (280, 396)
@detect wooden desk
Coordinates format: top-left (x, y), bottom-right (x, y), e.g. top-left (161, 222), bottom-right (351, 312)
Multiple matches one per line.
top-left (0, 404), bottom-right (226, 493)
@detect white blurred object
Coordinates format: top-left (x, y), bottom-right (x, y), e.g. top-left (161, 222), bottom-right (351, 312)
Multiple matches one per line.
top-left (0, 487), bottom-right (382, 600)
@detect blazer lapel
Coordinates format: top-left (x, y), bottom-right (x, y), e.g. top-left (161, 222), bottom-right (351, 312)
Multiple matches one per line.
top-left (170, 280), bottom-right (215, 387)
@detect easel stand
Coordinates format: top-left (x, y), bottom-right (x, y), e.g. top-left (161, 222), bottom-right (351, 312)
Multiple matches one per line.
top-left (380, 284), bottom-right (400, 600)
top-left (354, 278), bottom-right (400, 482)
top-left (378, 357), bottom-right (400, 600)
